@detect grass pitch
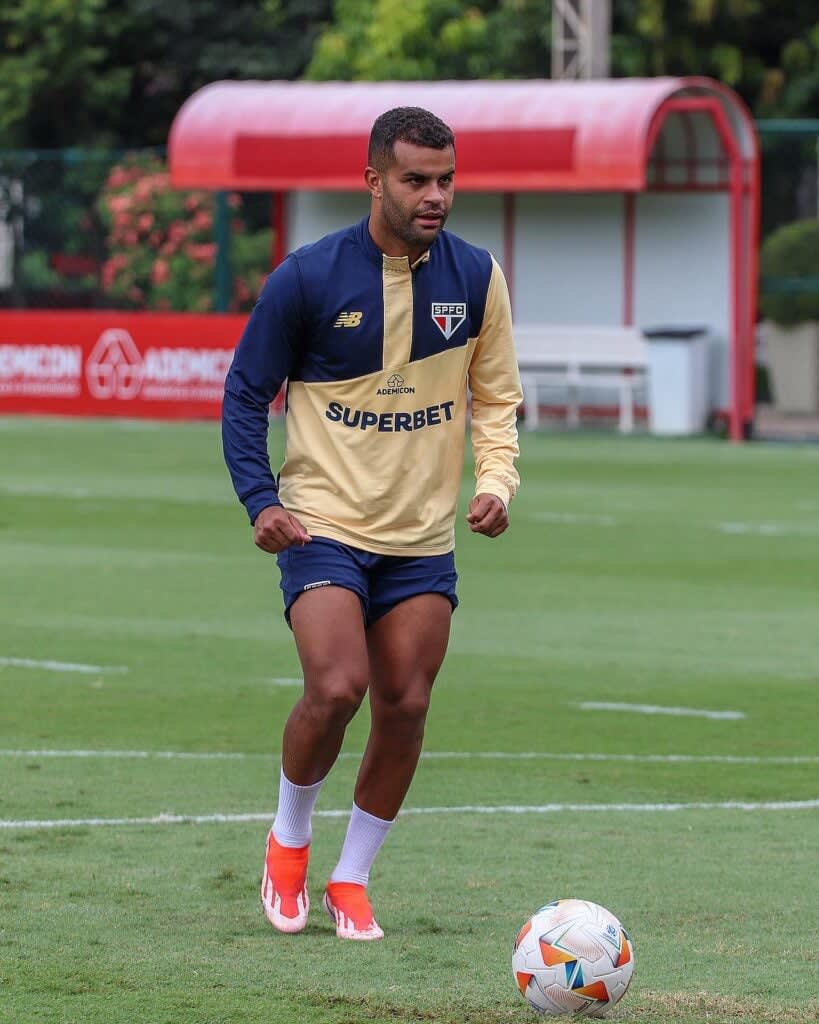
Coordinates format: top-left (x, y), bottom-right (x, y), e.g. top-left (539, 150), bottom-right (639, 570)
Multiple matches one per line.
top-left (0, 417), bottom-right (817, 1024)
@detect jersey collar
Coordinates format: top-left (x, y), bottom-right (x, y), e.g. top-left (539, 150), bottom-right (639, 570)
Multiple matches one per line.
top-left (357, 216), bottom-right (434, 271)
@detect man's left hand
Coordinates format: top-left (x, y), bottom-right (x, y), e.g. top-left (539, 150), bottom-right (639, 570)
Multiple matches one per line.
top-left (466, 493), bottom-right (509, 538)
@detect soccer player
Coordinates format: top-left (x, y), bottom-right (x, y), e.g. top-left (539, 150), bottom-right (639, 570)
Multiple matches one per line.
top-left (222, 106), bottom-right (522, 941)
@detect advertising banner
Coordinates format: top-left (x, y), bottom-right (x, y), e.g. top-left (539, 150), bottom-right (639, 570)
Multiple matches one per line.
top-left (0, 311), bottom-right (265, 419)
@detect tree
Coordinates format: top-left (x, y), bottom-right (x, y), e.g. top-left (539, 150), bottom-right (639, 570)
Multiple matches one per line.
top-left (306, 0), bottom-right (552, 82)
top-left (4, 0), bottom-right (818, 147)
top-left (0, 0), bottom-right (133, 148)
top-left (611, 0), bottom-right (819, 118)
top-left (307, 0), bottom-right (819, 119)
top-left (0, 0), bottom-right (334, 148)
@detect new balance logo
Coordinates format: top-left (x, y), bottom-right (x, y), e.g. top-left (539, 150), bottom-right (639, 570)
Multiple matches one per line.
top-left (334, 311), bottom-right (363, 328)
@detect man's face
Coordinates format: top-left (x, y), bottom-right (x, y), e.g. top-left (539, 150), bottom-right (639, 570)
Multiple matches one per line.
top-left (370, 140), bottom-right (455, 257)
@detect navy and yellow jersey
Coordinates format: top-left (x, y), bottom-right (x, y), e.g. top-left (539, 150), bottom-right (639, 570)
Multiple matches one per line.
top-left (222, 216), bottom-right (522, 556)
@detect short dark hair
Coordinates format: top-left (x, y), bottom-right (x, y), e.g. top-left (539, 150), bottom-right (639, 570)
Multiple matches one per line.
top-left (368, 107), bottom-right (455, 170)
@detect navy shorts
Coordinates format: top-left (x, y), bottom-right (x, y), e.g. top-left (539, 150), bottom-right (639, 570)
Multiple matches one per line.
top-left (276, 536), bottom-right (458, 627)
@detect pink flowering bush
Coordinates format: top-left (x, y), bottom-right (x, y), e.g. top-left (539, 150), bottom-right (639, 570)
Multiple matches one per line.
top-left (98, 154), bottom-right (271, 312)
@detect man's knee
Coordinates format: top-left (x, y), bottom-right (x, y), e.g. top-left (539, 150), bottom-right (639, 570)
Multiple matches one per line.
top-left (372, 677), bottom-right (433, 725)
top-left (303, 669), bottom-right (368, 727)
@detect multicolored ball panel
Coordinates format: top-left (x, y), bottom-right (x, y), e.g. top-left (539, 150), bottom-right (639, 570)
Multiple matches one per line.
top-left (511, 899), bottom-right (635, 1017)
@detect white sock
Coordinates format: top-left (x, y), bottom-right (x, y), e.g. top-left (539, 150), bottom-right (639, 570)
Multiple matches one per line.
top-left (330, 803), bottom-right (395, 887)
top-left (272, 767), bottom-right (325, 848)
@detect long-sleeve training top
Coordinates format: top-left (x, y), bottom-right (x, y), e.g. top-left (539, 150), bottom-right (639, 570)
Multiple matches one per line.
top-left (222, 216), bottom-right (522, 557)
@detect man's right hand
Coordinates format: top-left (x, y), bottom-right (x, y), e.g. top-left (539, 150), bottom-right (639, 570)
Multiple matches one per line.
top-left (253, 506), bottom-right (312, 554)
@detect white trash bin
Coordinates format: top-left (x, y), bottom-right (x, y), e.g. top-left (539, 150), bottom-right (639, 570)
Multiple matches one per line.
top-left (644, 326), bottom-right (709, 436)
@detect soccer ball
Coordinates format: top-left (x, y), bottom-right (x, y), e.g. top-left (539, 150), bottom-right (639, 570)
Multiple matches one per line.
top-left (511, 899), bottom-right (634, 1017)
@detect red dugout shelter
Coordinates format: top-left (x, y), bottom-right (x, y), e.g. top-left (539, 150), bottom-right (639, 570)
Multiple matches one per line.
top-left (169, 78), bottom-right (759, 439)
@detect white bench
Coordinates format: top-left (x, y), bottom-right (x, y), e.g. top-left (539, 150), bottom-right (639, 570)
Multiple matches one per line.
top-left (514, 324), bottom-right (649, 433)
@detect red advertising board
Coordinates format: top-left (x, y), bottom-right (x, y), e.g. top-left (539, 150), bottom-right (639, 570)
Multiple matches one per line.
top-left (0, 311), bottom-right (253, 419)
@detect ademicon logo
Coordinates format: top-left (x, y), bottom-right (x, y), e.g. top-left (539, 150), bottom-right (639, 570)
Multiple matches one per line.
top-left (86, 328), bottom-right (233, 402)
top-left (0, 343), bottom-right (83, 396)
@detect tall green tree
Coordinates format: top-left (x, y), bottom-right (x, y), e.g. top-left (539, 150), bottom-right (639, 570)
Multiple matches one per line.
top-left (611, 0), bottom-right (819, 117)
top-left (3, 0), bottom-right (818, 147)
top-left (307, 0), bottom-right (819, 118)
top-left (0, 0), bottom-right (131, 148)
top-left (0, 0), bottom-right (333, 148)
top-left (306, 0), bottom-right (552, 82)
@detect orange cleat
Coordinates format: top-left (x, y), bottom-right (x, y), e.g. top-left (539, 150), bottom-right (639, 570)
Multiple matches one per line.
top-left (323, 880), bottom-right (385, 941)
top-left (260, 830), bottom-right (309, 933)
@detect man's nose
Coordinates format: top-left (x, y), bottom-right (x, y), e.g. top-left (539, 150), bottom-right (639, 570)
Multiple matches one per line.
top-left (423, 181), bottom-right (445, 205)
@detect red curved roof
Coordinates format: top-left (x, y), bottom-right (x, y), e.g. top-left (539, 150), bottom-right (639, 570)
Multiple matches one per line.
top-left (168, 78), bottom-right (755, 192)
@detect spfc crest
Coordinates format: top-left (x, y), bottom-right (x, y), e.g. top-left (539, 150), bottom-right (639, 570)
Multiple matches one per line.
top-left (431, 302), bottom-right (466, 340)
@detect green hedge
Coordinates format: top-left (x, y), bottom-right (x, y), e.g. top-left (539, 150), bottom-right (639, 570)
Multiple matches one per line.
top-left (759, 218), bottom-right (819, 326)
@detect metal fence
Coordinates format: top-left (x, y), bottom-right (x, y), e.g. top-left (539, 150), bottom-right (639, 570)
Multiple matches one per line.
top-left (757, 121), bottom-right (819, 305)
top-left (758, 121), bottom-right (819, 236)
top-left (0, 149), bottom-right (273, 313)
top-left (1, 123), bottom-right (817, 313)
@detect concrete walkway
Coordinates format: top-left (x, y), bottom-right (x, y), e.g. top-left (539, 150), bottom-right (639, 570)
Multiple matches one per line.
top-left (754, 404), bottom-right (819, 443)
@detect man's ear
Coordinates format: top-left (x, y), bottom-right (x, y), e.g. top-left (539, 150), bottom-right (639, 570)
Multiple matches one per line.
top-left (364, 166), bottom-right (382, 199)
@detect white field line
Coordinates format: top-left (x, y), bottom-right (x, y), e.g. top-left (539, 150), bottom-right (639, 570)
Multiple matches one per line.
top-left (270, 677), bottom-right (303, 687)
top-left (577, 701), bottom-right (745, 720)
top-left (1, 748), bottom-right (816, 765)
top-left (0, 657), bottom-right (128, 675)
top-left (0, 482), bottom-right (232, 505)
top-left (0, 484), bottom-right (94, 499)
top-left (715, 521), bottom-right (819, 537)
top-left (2, 799), bottom-right (818, 831)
